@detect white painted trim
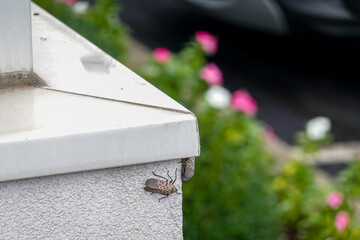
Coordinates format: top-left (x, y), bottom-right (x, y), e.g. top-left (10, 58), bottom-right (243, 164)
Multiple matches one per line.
top-left (0, 0), bottom-right (32, 73)
top-left (0, 110), bottom-right (199, 182)
top-left (0, 4), bottom-right (200, 182)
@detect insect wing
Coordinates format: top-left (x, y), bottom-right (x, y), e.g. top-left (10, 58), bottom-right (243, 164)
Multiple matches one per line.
top-left (145, 178), bottom-right (158, 187)
top-left (144, 179), bottom-right (161, 193)
top-left (182, 157), bottom-right (195, 181)
top-left (182, 167), bottom-right (195, 181)
top-left (145, 178), bottom-right (170, 194)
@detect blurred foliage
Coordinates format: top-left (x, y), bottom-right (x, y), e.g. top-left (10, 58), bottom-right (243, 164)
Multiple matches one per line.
top-left (139, 41), bottom-right (284, 239)
top-left (273, 148), bottom-right (360, 239)
top-left (274, 159), bottom-right (354, 239)
top-left (32, 1), bottom-right (360, 239)
top-left (33, 0), bottom-right (128, 62)
top-left (140, 42), bottom-right (207, 107)
top-left (337, 158), bottom-right (360, 197)
top-left (296, 131), bottom-right (333, 153)
top-left (140, 37), bottom-right (360, 239)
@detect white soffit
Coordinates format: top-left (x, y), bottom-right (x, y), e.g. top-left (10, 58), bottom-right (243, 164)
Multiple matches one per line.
top-left (0, 0), bottom-right (32, 73)
top-left (0, 4), bottom-right (200, 182)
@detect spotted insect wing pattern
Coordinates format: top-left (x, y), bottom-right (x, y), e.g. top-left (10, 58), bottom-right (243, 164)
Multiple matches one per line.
top-left (144, 178), bottom-right (176, 195)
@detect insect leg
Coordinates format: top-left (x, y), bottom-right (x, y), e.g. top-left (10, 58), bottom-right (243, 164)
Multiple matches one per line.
top-left (167, 170), bottom-right (173, 183)
top-left (172, 168), bottom-right (178, 184)
top-left (158, 195), bottom-right (169, 202)
top-left (152, 171), bottom-right (169, 182)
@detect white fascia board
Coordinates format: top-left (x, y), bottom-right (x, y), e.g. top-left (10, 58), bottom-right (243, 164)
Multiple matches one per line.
top-left (0, 4), bottom-right (200, 182)
top-left (0, 0), bottom-right (32, 73)
top-left (0, 88), bottom-right (199, 182)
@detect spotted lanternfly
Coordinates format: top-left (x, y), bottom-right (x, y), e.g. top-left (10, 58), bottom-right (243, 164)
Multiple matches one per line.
top-left (181, 157), bottom-right (195, 181)
top-left (144, 169), bottom-right (178, 202)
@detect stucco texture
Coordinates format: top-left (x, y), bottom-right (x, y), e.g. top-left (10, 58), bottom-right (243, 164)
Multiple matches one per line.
top-left (0, 160), bottom-right (183, 240)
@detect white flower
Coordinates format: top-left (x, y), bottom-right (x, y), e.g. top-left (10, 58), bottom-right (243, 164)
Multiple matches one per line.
top-left (205, 86), bottom-right (231, 109)
top-left (306, 116), bottom-right (331, 140)
top-left (72, 1), bottom-right (90, 14)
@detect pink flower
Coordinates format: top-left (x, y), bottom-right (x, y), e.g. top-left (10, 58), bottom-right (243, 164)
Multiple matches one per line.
top-left (231, 90), bottom-right (258, 116)
top-left (327, 191), bottom-right (343, 209)
top-left (153, 48), bottom-right (171, 64)
top-left (199, 63), bottom-right (223, 86)
top-left (195, 31), bottom-right (218, 55)
top-left (335, 211), bottom-right (350, 232)
top-left (65, 0), bottom-right (77, 5)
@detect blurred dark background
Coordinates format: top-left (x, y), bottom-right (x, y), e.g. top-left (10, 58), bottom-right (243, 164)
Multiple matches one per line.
top-left (117, 0), bottom-right (360, 143)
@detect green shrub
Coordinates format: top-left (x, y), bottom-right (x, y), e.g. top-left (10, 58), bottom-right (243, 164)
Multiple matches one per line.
top-left (139, 38), bottom-right (284, 240)
top-left (337, 158), bottom-right (360, 197)
top-left (273, 133), bottom-right (360, 240)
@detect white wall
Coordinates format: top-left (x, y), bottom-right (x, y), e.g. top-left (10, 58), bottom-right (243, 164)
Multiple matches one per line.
top-left (0, 160), bottom-right (183, 239)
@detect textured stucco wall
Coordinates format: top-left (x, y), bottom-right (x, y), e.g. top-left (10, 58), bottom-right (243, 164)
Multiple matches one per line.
top-left (0, 160), bottom-right (182, 240)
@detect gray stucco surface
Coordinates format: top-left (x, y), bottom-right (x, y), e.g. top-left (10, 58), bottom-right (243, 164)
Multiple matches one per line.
top-left (0, 160), bottom-right (182, 240)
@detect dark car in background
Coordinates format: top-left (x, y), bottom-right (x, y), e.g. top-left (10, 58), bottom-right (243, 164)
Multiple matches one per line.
top-left (184, 0), bottom-right (360, 37)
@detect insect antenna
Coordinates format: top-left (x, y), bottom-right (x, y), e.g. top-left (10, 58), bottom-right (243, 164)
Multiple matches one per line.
top-left (167, 170), bottom-right (173, 183)
top-left (152, 171), bottom-right (168, 182)
top-left (172, 168), bottom-right (178, 184)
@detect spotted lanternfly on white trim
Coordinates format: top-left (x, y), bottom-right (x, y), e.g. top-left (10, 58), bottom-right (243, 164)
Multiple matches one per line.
top-left (181, 157), bottom-right (195, 181)
top-left (144, 169), bottom-right (178, 202)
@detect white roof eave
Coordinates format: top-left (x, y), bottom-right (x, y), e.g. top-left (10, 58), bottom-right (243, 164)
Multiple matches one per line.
top-left (0, 3), bottom-right (200, 182)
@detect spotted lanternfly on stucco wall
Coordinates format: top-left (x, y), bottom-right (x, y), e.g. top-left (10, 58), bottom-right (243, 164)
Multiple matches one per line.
top-left (181, 157), bottom-right (195, 181)
top-left (144, 169), bottom-right (179, 202)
